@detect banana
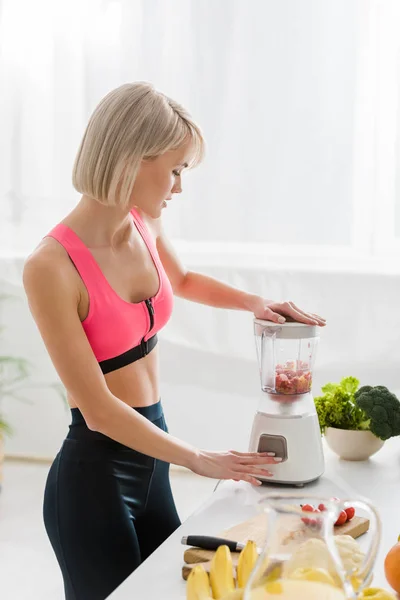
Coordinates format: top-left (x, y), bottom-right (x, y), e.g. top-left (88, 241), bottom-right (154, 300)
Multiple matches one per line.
top-left (186, 564), bottom-right (213, 600)
top-left (237, 540), bottom-right (259, 589)
top-left (210, 545), bottom-right (236, 599)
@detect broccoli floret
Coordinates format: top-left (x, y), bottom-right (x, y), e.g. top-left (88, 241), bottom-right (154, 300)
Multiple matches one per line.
top-left (354, 385), bottom-right (400, 440)
top-left (356, 385), bottom-right (374, 395)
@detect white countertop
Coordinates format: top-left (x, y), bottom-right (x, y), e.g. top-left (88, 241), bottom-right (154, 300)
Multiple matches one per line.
top-left (109, 438), bottom-right (400, 599)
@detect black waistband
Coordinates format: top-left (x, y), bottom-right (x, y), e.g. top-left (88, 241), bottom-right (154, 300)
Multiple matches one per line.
top-left (99, 334), bottom-right (158, 375)
top-left (67, 399), bottom-right (164, 445)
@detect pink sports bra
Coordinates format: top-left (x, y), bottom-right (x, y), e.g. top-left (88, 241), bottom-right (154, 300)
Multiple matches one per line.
top-left (46, 208), bottom-right (173, 374)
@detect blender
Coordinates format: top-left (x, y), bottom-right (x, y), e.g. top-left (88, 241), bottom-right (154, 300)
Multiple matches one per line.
top-left (248, 319), bottom-right (324, 485)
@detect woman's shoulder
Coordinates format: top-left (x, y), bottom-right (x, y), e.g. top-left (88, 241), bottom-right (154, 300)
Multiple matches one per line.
top-left (23, 237), bottom-right (80, 301)
top-left (25, 236), bottom-right (71, 272)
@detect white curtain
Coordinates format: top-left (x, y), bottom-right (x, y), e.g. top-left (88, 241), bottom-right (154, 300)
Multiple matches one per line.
top-left (1, 0), bottom-right (399, 257)
top-left (2, 0), bottom-right (400, 460)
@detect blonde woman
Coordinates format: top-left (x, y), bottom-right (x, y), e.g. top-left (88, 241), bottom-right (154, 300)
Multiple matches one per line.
top-left (23, 83), bottom-right (325, 600)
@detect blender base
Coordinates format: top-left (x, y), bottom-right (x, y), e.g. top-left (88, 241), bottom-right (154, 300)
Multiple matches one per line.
top-left (258, 477), bottom-right (317, 487)
top-left (248, 406), bottom-right (325, 486)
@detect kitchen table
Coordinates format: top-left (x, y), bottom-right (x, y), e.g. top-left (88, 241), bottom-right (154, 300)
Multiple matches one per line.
top-left (109, 437), bottom-right (400, 599)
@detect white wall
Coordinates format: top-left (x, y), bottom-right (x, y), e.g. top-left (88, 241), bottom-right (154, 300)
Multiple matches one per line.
top-left (1, 255), bottom-right (400, 460)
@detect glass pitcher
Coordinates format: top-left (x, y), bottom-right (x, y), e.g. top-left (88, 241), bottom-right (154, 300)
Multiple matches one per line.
top-left (243, 492), bottom-right (381, 600)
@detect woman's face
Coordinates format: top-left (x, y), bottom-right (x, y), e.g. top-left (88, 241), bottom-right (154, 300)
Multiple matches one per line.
top-left (131, 141), bottom-right (192, 218)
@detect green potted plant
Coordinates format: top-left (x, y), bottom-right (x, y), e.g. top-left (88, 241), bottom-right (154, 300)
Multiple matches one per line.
top-left (314, 376), bottom-right (400, 460)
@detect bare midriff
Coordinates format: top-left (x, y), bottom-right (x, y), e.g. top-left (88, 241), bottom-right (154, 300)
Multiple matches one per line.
top-left (67, 347), bottom-right (160, 409)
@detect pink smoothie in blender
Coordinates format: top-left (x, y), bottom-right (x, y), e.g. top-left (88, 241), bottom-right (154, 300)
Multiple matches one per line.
top-left (275, 360), bottom-right (312, 395)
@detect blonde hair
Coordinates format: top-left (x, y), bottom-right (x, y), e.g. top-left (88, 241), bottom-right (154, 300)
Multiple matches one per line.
top-left (72, 82), bottom-right (204, 207)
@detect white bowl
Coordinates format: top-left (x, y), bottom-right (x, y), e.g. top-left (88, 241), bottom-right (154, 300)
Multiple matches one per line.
top-left (325, 427), bottom-right (385, 461)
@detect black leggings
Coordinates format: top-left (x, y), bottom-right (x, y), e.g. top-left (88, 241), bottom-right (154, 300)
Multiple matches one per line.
top-left (43, 400), bottom-right (181, 600)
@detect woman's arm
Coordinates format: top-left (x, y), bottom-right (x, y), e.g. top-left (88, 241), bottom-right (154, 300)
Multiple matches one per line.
top-left (23, 244), bottom-right (277, 485)
top-left (156, 223), bottom-right (326, 326)
top-left (23, 245), bottom-right (197, 467)
top-left (157, 235), bottom-right (259, 310)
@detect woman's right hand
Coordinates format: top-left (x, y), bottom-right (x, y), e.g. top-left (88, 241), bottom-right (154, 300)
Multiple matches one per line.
top-left (189, 449), bottom-right (281, 486)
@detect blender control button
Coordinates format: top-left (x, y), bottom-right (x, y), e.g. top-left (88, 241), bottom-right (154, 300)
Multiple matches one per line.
top-left (257, 434), bottom-right (288, 461)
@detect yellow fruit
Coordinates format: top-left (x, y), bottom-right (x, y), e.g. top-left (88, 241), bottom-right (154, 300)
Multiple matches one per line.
top-left (350, 575), bottom-right (362, 592)
top-left (254, 580), bottom-right (346, 599)
top-left (265, 580), bottom-right (284, 594)
top-left (264, 579), bottom-right (345, 600)
top-left (288, 567), bottom-right (336, 587)
top-left (186, 564), bottom-right (212, 600)
top-left (210, 545), bottom-right (235, 599)
top-left (237, 541), bottom-right (259, 588)
top-left (262, 565), bottom-right (284, 585)
top-left (358, 588), bottom-right (397, 599)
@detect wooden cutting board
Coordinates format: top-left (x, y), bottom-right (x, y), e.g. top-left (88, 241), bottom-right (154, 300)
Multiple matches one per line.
top-left (182, 512), bottom-right (370, 580)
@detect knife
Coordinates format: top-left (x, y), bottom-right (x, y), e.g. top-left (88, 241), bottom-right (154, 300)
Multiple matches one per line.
top-left (181, 535), bottom-right (262, 553)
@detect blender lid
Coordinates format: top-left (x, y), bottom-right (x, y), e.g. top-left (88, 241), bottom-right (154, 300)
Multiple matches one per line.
top-left (254, 318), bottom-right (319, 340)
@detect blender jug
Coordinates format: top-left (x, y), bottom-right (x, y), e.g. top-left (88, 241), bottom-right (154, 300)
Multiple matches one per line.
top-left (243, 492), bottom-right (381, 600)
top-left (249, 320), bottom-right (324, 484)
top-left (254, 320), bottom-right (319, 396)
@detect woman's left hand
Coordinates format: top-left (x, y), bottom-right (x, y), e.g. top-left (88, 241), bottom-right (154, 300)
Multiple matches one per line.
top-left (250, 296), bottom-right (326, 326)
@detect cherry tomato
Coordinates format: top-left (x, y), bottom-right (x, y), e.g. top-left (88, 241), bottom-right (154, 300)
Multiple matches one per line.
top-left (345, 507), bottom-right (355, 521)
top-left (309, 509), bottom-right (322, 527)
top-left (335, 510), bottom-right (348, 526)
top-left (318, 503), bottom-right (327, 511)
top-left (301, 505), bottom-right (322, 526)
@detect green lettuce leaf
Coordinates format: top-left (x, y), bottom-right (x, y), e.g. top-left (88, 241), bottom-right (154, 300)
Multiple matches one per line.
top-left (314, 376), bottom-right (367, 434)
